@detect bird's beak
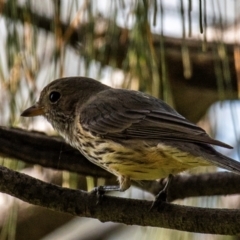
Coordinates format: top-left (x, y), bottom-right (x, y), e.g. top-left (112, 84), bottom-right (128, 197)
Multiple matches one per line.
top-left (21, 103), bottom-right (45, 117)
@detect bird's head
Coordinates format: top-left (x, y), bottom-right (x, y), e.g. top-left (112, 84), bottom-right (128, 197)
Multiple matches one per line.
top-left (21, 76), bottom-right (109, 131)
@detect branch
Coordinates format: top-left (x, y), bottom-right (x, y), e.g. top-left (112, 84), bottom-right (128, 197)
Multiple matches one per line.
top-left (143, 172), bottom-right (240, 202)
top-left (0, 127), bottom-right (240, 201)
top-left (0, 165), bottom-right (240, 235)
top-left (1, 126), bottom-right (240, 201)
top-left (0, 126), bottom-right (112, 179)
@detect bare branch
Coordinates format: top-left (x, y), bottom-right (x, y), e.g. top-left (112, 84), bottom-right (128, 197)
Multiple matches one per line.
top-left (0, 165), bottom-right (239, 235)
top-left (0, 126), bottom-right (112, 179)
top-left (143, 172), bottom-right (240, 202)
top-left (1, 126), bottom-right (240, 201)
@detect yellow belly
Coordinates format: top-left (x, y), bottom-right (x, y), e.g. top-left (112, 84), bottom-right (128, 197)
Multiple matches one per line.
top-left (71, 122), bottom-right (210, 181)
top-left (94, 142), bottom-right (210, 181)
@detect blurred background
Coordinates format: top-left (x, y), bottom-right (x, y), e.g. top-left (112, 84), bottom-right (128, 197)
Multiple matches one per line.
top-left (0, 0), bottom-right (240, 239)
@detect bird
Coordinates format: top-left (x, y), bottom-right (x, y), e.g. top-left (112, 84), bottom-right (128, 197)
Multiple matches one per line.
top-left (21, 76), bottom-right (240, 202)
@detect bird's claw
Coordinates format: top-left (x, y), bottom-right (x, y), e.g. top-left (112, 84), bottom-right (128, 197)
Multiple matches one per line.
top-left (149, 189), bottom-right (167, 211)
top-left (149, 174), bottom-right (173, 211)
top-left (91, 186), bottom-right (106, 205)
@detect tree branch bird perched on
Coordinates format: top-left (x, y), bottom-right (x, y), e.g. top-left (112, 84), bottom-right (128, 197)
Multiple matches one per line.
top-left (21, 77), bottom-right (240, 204)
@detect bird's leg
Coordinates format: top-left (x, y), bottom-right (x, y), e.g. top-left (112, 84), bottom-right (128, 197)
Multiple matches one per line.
top-left (155, 174), bottom-right (173, 201)
top-left (150, 174), bottom-right (174, 210)
top-left (94, 185), bottom-right (121, 196)
top-left (91, 176), bottom-right (131, 204)
top-left (92, 185), bottom-right (122, 204)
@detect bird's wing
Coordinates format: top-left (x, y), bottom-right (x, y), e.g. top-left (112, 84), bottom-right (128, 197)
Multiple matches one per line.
top-left (80, 89), bottom-right (232, 149)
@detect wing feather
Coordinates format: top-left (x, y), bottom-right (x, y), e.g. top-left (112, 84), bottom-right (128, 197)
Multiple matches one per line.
top-left (80, 89), bottom-right (232, 149)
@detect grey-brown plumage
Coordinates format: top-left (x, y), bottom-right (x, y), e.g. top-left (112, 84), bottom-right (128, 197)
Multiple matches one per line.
top-left (21, 76), bottom-right (240, 192)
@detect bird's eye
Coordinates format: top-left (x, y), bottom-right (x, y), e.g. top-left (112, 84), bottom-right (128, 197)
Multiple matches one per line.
top-left (49, 91), bottom-right (61, 103)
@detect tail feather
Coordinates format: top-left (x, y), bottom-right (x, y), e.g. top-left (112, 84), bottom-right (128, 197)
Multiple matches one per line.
top-left (215, 156), bottom-right (240, 175)
top-left (205, 147), bottom-right (240, 174)
top-left (171, 140), bottom-right (240, 175)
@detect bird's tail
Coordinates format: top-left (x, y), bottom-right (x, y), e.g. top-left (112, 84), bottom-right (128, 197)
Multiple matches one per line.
top-left (206, 146), bottom-right (240, 174)
top-left (176, 141), bottom-right (240, 174)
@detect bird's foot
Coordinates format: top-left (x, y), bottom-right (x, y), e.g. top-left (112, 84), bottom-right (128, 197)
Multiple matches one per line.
top-left (92, 186), bottom-right (106, 204)
top-left (149, 174), bottom-right (173, 211)
top-left (91, 185), bottom-right (121, 205)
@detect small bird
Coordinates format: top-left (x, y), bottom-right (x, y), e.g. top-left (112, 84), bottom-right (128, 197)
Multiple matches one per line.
top-left (21, 77), bottom-right (240, 201)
